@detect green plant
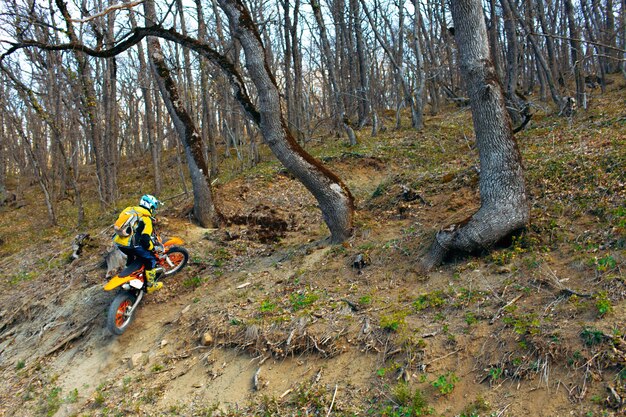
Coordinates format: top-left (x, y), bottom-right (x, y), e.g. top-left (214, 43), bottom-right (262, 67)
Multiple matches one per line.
top-left (260, 300), bottom-right (276, 313)
top-left (9, 271), bottom-right (34, 285)
top-left (371, 183), bottom-right (387, 198)
top-left (369, 383), bottom-right (432, 416)
top-left (594, 292), bottom-right (612, 316)
top-left (94, 383), bottom-right (107, 406)
top-left (65, 388), bottom-right (79, 404)
top-left (432, 372), bottom-right (459, 395)
top-left (502, 312), bottom-right (540, 335)
top-left (183, 275), bottom-right (203, 288)
top-left (460, 396), bottom-right (491, 417)
top-left (380, 311), bottom-right (408, 332)
top-left (580, 328), bottom-right (605, 347)
top-left (464, 312), bottom-right (477, 326)
top-left (488, 367), bottom-right (503, 381)
top-left (39, 386), bottom-right (62, 417)
top-left (151, 363), bottom-right (164, 372)
top-left (15, 359), bottom-right (25, 370)
top-left (290, 291), bottom-right (319, 311)
top-left (596, 254), bottom-right (617, 272)
top-left (413, 291), bottom-right (446, 311)
top-left (359, 295), bottom-right (372, 305)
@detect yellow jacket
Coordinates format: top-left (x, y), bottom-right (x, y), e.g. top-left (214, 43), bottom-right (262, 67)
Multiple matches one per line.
top-left (113, 206), bottom-right (154, 249)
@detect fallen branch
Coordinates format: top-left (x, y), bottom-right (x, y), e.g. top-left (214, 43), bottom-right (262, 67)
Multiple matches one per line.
top-left (45, 324), bottom-right (91, 356)
top-left (424, 349), bottom-right (461, 366)
top-left (490, 295), bottom-right (523, 325)
top-left (326, 384), bottom-right (338, 417)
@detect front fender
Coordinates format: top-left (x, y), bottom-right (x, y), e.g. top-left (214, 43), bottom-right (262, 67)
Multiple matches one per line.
top-left (104, 275), bottom-right (135, 291)
top-left (164, 237), bottom-right (184, 247)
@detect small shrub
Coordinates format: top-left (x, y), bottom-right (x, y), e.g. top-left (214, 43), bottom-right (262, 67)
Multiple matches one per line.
top-left (432, 372), bottom-right (459, 395)
top-left (15, 359), bottom-right (25, 370)
top-left (290, 291), bottom-right (319, 311)
top-left (359, 295), bottom-right (372, 305)
top-left (464, 312), bottom-right (477, 326)
top-left (260, 300), bottom-right (276, 313)
top-left (39, 386), bottom-right (62, 417)
top-left (413, 291), bottom-right (446, 311)
top-left (65, 388), bottom-right (79, 404)
top-left (460, 396), bottom-right (491, 417)
top-left (580, 328), bottom-right (605, 347)
top-left (380, 311), bottom-right (407, 332)
top-left (488, 367), bottom-right (503, 381)
top-left (502, 312), bottom-right (540, 335)
top-left (594, 292), bottom-right (612, 316)
top-left (596, 254), bottom-right (617, 272)
top-left (183, 276), bottom-right (203, 288)
top-left (370, 383), bottom-right (432, 416)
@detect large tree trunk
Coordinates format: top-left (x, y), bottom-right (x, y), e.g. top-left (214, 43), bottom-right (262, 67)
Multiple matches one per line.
top-left (143, 0), bottom-right (222, 227)
top-left (219, 0), bottom-right (354, 243)
top-left (421, 0), bottom-right (529, 271)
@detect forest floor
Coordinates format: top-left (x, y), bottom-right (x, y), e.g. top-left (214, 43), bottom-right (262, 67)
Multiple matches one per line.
top-left (0, 79), bottom-right (625, 417)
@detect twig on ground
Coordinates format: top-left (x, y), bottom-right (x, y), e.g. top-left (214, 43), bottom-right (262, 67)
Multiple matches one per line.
top-left (326, 384), bottom-right (338, 417)
top-left (490, 295), bottom-right (523, 324)
top-left (424, 349), bottom-right (461, 366)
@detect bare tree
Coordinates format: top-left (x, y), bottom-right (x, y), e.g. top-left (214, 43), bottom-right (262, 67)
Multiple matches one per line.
top-left (310, 0), bottom-right (359, 145)
top-left (143, 0), bottom-right (223, 228)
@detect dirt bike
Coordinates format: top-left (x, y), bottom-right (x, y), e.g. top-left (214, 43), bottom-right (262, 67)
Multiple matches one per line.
top-left (104, 236), bottom-right (189, 335)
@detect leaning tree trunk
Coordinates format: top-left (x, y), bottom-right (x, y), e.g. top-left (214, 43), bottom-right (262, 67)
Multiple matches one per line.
top-left (143, 0), bottom-right (222, 227)
top-left (218, 0), bottom-right (354, 243)
top-left (421, 0), bottom-right (529, 271)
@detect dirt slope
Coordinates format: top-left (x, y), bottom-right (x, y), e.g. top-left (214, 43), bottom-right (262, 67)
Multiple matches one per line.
top-left (0, 82), bottom-right (625, 417)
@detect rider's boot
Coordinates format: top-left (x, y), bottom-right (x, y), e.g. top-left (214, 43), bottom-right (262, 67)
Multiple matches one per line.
top-left (145, 268), bottom-right (163, 293)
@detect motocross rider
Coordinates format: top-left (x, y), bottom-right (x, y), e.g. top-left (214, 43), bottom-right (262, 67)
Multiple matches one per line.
top-left (114, 194), bottom-right (163, 293)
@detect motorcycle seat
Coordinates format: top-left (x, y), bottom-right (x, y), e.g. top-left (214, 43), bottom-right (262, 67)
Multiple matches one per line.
top-left (119, 260), bottom-right (145, 277)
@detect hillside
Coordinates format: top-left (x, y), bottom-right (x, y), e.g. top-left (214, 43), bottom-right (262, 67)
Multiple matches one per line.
top-left (0, 81), bottom-right (624, 417)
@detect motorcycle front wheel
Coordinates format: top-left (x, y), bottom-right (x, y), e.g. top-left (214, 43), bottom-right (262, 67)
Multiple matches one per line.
top-left (107, 292), bottom-right (137, 335)
top-left (160, 246), bottom-right (189, 277)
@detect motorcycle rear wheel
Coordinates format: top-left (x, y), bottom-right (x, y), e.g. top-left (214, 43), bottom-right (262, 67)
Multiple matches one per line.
top-left (107, 292), bottom-right (137, 335)
top-left (160, 246), bottom-right (189, 277)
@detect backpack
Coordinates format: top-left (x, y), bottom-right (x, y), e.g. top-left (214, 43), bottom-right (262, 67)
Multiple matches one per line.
top-left (113, 208), bottom-right (140, 238)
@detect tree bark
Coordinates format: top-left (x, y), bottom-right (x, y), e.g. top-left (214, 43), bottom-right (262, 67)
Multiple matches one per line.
top-left (219, 0), bottom-right (354, 242)
top-left (421, 0), bottom-right (530, 271)
top-left (144, 0), bottom-right (222, 227)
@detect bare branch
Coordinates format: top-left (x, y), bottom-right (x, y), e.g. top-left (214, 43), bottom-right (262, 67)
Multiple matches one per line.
top-left (69, 0), bottom-right (144, 23)
top-left (529, 32), bottom-right (626, 54)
